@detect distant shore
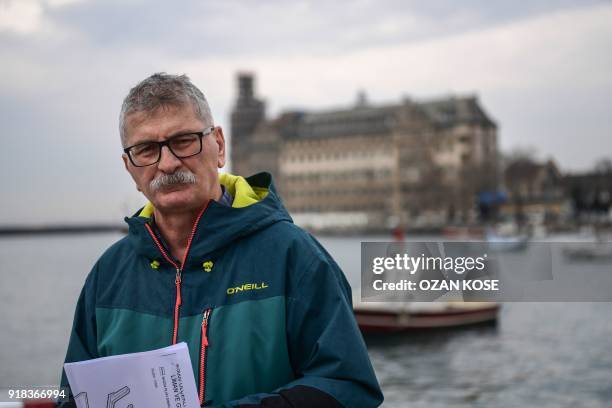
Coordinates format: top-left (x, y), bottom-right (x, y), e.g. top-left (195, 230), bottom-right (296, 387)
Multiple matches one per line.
top-left (0, 222), bottom-right (603, 237)
top-left (0, 224), bottom-right (126, 236)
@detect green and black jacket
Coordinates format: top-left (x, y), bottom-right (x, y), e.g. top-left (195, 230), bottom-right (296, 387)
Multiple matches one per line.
top-left (59, 172), bottom-right (383, 407)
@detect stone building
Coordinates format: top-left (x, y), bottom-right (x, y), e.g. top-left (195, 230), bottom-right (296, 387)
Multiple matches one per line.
top-left (230, 73), bottom-right (498, 231)
top-left (564, 163), bottom-right (612, 221)
top-left (500, 158), bottom-right (567, 225)
top-left (230, 73), bottom-right (266, 177)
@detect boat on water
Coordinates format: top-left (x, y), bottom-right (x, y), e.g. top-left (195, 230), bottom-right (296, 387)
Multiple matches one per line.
top-left (356, 224), bottom-right (501, 334)
top-left (353, 301), bottom-right (500, 334)
top-left (485, 230), bottom-right (529, 252)
top-left (562, 244), bottom-right (612, 261)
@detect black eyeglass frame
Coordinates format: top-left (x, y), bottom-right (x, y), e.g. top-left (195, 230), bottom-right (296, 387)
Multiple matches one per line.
top-left (123, 126), bottom-right (216, 167)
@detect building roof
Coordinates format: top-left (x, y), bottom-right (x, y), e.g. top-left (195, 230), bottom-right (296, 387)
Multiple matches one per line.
top-left (504, 159), bottom-right (561, 183)
top-left (418, 96), bottom-right (497, 128)
top-left (274, 95), bottom-right (496, 140)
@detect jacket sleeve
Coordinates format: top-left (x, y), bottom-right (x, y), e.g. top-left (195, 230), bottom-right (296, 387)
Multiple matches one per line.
top-left (56, 266), bottom-right (99, 408)
top-left (225, 241), bottom-right (384, 408)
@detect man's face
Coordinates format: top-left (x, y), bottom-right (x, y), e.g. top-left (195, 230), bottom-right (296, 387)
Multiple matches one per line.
top-left (122, 103), bottom-right (225, 214)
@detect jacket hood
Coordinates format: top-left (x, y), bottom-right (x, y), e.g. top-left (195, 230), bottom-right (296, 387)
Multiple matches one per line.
top-left (125, 172), bottom-right (292, 267)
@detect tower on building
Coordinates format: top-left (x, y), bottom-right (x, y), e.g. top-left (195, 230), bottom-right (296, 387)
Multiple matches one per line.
top-left (230, 73), bottom-right (265, 176)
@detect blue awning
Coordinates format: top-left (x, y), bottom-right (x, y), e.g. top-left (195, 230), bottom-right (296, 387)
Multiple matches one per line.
top-left (478, 191), bottom-right (507, 205)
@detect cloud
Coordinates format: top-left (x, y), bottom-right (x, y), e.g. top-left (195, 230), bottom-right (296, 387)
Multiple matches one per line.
top-left (47, 0), bottom-right (85, 7)
top-left (0, 0), bottom-right (44, 34)
top-left (0, 0), bottom-right (87, 35)
top-left (174, 3), bottom-right (611, 106)
top-left (171, 3), bottom-right (612, 172)
top-left (0, 1), bottom-right (610, 223)
top-left (11, 0), bottom-right (601, 58)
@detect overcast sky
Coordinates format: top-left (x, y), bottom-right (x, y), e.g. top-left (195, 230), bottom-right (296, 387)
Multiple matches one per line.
top-left (1, 0), bottom-right (611, 224)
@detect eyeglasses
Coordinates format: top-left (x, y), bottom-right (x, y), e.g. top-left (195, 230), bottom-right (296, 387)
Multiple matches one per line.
top-left (123, 127), bottom-right (215, 167)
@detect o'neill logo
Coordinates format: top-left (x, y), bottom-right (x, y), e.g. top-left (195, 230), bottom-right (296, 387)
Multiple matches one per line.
top-left (227, 282), bottom-right (269, 295)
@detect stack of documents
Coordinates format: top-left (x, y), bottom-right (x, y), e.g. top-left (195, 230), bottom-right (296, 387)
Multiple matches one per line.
top-left (64, 342), bottom-right (200, 408)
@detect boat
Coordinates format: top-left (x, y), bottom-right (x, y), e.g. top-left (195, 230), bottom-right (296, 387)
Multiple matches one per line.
top-left (485, 231), bottom-right (529, 252)
top-left (353, 301), bottom-right (500, 334)
top-left (562, 244), bottom-right (612, 261)
top-left (359, 225), bottom-right (501, 334)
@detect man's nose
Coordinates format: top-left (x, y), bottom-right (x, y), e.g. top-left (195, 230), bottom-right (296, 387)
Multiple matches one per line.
top-left (157, 145), bottom-right (182, 172)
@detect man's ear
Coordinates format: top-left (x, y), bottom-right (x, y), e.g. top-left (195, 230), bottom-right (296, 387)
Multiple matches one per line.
top-left (215, 127), bottom-right (226, 168)
top-left (122, 153), bottom-right (142, 192)
top-left (122, 153), bottom-right (129, 171)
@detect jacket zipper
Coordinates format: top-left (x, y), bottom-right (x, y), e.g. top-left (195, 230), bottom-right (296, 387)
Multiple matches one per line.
top-left (199, 308), bottom-right (213, 405)
top-left (172, 267), bottom-right (182, 344)
top-left (144, 202), bottom-right (209, 345)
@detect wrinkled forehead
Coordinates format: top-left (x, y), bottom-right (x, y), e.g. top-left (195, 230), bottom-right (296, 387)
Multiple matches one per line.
top-left (124, 102), bottom-right (201, 141)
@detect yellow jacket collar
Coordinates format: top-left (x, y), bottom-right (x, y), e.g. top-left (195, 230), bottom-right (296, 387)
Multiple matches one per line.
top-left (138, 172), bottom-right (269, 218)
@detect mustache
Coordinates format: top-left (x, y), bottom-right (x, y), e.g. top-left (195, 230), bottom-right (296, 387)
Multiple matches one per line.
top-left (149, 170), bottom-right (197, 191)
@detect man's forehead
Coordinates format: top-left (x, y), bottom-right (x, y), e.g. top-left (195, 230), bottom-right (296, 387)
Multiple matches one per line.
top-left (125, 103), bottom-right (202, 140)
top-left (126, 103), bottom-right (190, 127)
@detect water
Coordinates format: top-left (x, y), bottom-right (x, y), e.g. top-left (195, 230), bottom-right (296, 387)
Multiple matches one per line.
top-left (365, 304), bottom-right (612, 408)
top-left (1, 233), bottom-right (611, 407)
top-left (0, 233), bottom-right (122, 389)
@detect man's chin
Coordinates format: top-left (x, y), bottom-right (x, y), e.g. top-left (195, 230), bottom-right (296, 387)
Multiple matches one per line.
top-left (154, 182), bottom-right (191, 193)
top-left (152, 189), bottom-right (199, 212)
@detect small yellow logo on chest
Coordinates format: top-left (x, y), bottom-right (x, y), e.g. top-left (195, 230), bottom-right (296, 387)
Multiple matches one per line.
top-left (203, 261), bottom-right (213, 273)
top-left (227, 282), bottom-right (269, 295)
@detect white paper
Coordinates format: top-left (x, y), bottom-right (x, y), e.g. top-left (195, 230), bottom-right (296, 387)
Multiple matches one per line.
top-left (64, 342), bottom-right (200, 408)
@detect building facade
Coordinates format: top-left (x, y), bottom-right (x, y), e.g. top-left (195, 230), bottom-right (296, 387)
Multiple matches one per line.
top-left (500, 158), bottom-right (568, 226)
top-left (230, 74), bottom-right (498, 231)
top-left (564, 164), bottom-right (612, 222)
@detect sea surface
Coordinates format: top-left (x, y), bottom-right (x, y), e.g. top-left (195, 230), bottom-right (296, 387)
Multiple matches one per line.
top-left (0, 232), bottom-right (611, 407)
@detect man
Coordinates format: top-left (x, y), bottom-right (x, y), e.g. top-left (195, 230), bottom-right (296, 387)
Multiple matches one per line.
top-left (59, 73), bottom-right (383, 407)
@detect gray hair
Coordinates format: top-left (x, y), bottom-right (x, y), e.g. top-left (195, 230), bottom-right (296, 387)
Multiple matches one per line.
top-left (119, 73), bottom-right (214, 147)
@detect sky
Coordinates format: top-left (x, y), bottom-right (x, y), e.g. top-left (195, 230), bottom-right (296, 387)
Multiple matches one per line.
top-left (1, 0), bottom-right (611, 224)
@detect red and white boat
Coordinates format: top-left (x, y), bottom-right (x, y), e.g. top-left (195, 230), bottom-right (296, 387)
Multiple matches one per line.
top-left (353, 301), bottom-right (500, 334)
